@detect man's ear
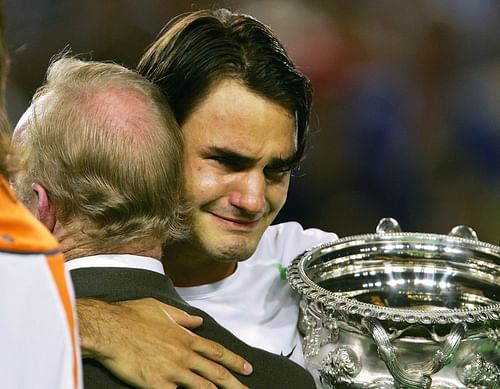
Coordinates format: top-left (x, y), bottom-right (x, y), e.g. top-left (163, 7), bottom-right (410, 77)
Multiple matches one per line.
top-left (32, 182), bottom-right (57, 232)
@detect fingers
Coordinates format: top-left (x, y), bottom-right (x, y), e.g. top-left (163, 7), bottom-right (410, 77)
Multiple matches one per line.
top-left (107, 344), bottom-right (249, 389)
top-left (189, 358), bottom-right (250, 389)
top-left (156, 301), bottom-right (252, 380)
top-left (172, 354), bottom-right (249, 389)
top-left (158, 302), bottom-right (203, 329)
top-left (190, 334), bottom-right (253, 376)
top-left (142, 366), bottom-right (222, 389)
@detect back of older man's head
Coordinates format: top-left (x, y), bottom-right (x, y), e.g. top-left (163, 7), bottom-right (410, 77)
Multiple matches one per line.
top-left (13, 57), bottom-right (187, 250)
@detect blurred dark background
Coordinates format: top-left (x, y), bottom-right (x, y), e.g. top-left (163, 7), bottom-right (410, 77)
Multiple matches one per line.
top-left (4, 0), bottom-right (500, 243)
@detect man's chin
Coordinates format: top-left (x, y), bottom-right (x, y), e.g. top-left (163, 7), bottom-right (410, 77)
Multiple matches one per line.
top-left (181, 221), bottom-right (265, 262)
top-left (211, 239), bottom-right (258, 263)
top-left (213, 252), bottom-right (253, 264)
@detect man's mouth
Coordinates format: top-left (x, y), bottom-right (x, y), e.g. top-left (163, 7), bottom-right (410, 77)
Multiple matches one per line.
top-left (209, 213), bottom-right (261, 231)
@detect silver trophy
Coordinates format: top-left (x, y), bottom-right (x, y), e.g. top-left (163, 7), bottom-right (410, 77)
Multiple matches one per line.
top-left (288, 218), bottom-right (500, 388)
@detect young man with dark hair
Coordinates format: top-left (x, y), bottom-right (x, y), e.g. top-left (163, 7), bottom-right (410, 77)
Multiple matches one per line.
top-left (137, 8), bottom-right (337, 366)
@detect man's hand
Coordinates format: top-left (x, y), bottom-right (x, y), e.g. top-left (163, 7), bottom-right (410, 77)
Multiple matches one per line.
top-left (77, 298), bottom-right (252, 389)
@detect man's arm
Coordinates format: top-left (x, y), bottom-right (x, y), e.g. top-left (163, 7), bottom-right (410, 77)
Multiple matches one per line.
top-left (77, 298), bottom-right (253, 389)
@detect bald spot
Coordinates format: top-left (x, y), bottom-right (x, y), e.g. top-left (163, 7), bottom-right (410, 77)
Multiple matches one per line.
top-left (79, 85), bottom-right (158, 139)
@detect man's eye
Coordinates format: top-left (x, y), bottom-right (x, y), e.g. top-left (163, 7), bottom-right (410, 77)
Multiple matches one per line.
top-left (210, 156), bottom-right (244, 171)
top-left (264, 167), bottom-right (291, 182)
top-left (210, 156), bottom-right (230, 164)
top-left (210, 156), bottom-right (226, 164)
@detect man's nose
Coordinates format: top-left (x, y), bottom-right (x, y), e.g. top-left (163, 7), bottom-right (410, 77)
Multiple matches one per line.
top-left (228, 172), bottom-right (266, 215)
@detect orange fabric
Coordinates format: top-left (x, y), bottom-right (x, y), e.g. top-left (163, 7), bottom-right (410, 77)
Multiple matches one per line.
top-left (46, 253), bottom-right (80, 388)
top-left (0, 176), bottom-right (59, 253)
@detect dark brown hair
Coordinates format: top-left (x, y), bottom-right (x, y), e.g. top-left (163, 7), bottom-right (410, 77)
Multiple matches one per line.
top-left (138, 8), bottom-right (312, 165)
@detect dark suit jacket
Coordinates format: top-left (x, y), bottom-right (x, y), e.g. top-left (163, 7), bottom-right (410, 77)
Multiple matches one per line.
top-left (71, 267), bottom-right (315, 388)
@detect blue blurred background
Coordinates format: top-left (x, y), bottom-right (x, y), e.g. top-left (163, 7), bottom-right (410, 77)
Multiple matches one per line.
top-left (4, 0), bottom-right (500, 243)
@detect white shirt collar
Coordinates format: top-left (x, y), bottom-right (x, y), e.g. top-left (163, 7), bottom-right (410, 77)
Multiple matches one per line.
top-left (65, 254), bottom-right (165, 275)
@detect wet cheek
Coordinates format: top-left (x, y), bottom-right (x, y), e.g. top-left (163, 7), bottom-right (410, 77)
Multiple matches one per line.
top-left (268, 185), bottom-right (289, 212)
top-left (198, 176), bottom-right (216, 192)
top-left (190, 169), bottom-right (223, 200)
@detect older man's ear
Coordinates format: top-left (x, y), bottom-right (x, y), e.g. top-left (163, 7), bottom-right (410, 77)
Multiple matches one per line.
top-left (31, 182), bottom-right (56, 232)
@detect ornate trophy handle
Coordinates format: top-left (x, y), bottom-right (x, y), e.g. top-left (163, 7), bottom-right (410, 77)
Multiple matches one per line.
top-left (362, 317), bottom-right (466, 389)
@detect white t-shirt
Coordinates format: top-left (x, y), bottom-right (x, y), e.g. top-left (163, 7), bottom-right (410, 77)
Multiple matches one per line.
top-left (176, 222), bottom-right (337, 365)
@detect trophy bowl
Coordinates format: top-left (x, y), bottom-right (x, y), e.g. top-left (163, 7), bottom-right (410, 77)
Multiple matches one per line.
top-left (288, 218), bottom-right (500, 388)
